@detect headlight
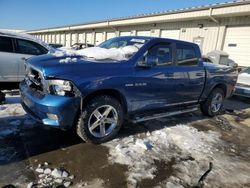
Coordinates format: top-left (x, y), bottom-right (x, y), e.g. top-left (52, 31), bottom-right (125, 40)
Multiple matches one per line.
top-left (45, 80), bottom-right (74, 96)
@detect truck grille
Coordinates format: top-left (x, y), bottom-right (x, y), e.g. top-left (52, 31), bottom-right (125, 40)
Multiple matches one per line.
top-left (26, 67), bottom-right (43, 91)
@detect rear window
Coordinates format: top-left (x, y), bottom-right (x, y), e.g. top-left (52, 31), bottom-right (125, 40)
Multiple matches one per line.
top-left (177, 45), bottom-right (197, 66)
top-left (0, 36), bottom-right (14, 53)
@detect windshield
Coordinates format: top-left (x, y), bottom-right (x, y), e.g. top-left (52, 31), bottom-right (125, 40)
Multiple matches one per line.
top-left (77, 37), bottom-right (150, 62)
top-left (99, 37), bottom-right (148, 49)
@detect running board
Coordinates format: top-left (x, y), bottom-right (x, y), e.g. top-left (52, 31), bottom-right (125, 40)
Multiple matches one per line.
top-left (132, 107), bottom-right (199, 123)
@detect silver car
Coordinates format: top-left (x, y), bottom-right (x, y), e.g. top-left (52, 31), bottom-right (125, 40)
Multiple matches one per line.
top-left (0, 31), bottom-right (51, 90)
top-left (0, 31), bottom-right (53, 102)
top-left (234, 67), bottom-right (250, 98)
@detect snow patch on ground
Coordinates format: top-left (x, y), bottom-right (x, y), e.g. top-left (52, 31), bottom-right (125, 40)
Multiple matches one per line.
top-left (104, 123), bottom-right (250, 187)
top-left (29, 162), bottom-right (74, 187)
top-left (0, 95), bottom-right (36, 137)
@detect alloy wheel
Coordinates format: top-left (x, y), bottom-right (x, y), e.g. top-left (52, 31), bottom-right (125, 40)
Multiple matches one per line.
top-left (88, 105), bottom-right (118, 138)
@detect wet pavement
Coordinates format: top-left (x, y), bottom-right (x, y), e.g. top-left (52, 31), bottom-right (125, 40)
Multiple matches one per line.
top-left (0, 95), bottom-right (250, 188)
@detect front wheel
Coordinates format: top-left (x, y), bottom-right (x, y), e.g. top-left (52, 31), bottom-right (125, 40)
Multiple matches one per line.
top-left (200, 88), bottom-right (225, 117)
top-left (76, 95), bottom-right (123, 144)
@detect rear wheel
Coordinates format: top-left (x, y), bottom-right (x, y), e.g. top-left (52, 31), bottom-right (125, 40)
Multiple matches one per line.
top-left (76, 95), bottom-right (123, 144)
top-left (200, 88), bottom-right (225, 117)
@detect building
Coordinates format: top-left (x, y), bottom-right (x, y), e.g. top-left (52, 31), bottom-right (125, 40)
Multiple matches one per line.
top-left (27, 0), bottom-right (250, 67)
top-left (0, 29), bottom-right (24, 33)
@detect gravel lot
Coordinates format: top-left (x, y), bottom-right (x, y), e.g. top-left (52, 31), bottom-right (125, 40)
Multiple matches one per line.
top-left (0, 94), bottom-right (249, 188)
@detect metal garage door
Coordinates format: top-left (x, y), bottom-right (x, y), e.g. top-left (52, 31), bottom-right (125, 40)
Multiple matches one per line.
top-left (78, 33), bottom-right (85, 43)
top-left (86, 33), bottom-right (93, 44)
top-left (60, 34), bottom-right (65, 46)
top-left (137, 30), bottom-right (151, 36)
top-left (223, 27), bottom-right (250, 67)
top-left (49, 35), bottom-right (52, 43)
top-left (56, 34), bottom-right (60, 44)
top-left (95, 32), bottom-right (104, 45)
top-left (44, 35), bottom-right (48, 43)
top-left (120, 31), bottom-right (131, 36)
top-left (42, 35), bottom-right (45, 42)
top-left (66, 33), bottom-right (71, 47)
top-left (161, 30), bottom-right (180, 40)
top-left (52, 34), bottom-right (56, 43)
top-left (107, 32), bottom-right (116, 40)
top-left (72, 33), bottom-right (77, 44)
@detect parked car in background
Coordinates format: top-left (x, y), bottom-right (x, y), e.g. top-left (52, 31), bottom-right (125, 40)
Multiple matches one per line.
top-left (58, 43), bottom-right (95, 53)
top-left (49, 43), bottom-right (63, 48)
top-left (0, 31), bottom-right (52, 102)
top-left (71, 43), bottom-right (94, 50)
top-left (20, 36), bottom-right (237, 143)
top-left (234, 67), bottom-right (250, 98)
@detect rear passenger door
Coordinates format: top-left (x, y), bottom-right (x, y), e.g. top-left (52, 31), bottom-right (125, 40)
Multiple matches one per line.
top-left (175, 43), bottom-right (205, 103)
top-left (0, 36), bottom-right (19, 82)
top-left (14, 38), bottom-right (48, 81)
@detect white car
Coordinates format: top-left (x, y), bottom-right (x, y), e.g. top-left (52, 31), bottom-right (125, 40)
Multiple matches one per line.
top-left (0, 30), bottom-right (53, 90)
top-left (0, 31), bottom-right (54, 103)
top-left (234, 67), bottom-right (250, 98)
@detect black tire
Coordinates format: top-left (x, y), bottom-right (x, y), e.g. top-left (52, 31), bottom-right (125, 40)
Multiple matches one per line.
top-left (76, 95), bottom-right (123, 144)
top-left (200, 88), bottom-right (225, 117)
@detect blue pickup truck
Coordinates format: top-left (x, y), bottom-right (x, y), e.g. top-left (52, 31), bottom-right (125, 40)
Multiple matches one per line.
top-left (20, 36), bottom-right (237, 143)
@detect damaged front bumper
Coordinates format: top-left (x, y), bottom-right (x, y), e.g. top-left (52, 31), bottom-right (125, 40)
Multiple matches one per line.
top-left (20, 80), bottom-right (81, 129)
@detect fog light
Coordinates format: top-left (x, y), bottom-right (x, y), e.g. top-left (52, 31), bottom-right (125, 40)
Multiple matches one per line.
top-left (47, 113), bottom-right (58, 120)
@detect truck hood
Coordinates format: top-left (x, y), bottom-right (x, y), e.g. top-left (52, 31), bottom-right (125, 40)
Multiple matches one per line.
top-left (27, 54), bottom-right (123, 84)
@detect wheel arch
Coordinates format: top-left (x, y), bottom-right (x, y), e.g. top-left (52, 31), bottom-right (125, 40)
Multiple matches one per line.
top-left (81, 89), bottom-right (128, 115)
top-left (211, 83), bottom-right (227, 97)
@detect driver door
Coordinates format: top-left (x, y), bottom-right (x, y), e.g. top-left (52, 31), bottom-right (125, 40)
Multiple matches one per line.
top-left (132, 42), bottom-right (184, 112)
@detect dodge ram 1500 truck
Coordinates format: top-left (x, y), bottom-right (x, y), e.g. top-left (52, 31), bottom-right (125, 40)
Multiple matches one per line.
top-left (20, 36), bottom-right (238, 143)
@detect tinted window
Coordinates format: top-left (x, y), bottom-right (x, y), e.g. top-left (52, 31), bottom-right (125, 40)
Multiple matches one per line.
top-left (146, 44), bottom-right (172, 66)
top-left (177, 45), bottom-right (197, 66)
top-left (16, 39), bottom-right (48, 55)
top-left (0, 36), bottom-right (13, 53)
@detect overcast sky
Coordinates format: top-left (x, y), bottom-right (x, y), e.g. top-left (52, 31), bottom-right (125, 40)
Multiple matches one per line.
top-left (0, 0), bottom-right (229, 30)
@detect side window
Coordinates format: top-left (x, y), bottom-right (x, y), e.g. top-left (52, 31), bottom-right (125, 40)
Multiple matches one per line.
top-left (146, 44), bottom-right (172, 66)
top-left (16, 39), bottom-right (48, 55)
top-left (0, 36), bottom-right (14, 53)
top-left (177, 45), bottom-right (197, 66)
